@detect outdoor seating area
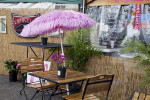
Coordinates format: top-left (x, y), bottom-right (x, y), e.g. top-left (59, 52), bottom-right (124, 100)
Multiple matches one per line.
top-left (1, 0), bottom-right (150, 100)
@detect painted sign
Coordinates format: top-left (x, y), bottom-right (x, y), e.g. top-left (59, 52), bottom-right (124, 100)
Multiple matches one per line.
top-left (11, 13), bottom-right (40, 37)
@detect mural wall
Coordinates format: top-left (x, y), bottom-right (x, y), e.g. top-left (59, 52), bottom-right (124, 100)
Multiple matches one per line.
top-left (85, 4), bottom-right (150, 100)
top-left (86, 4), bottom-right (150, 56)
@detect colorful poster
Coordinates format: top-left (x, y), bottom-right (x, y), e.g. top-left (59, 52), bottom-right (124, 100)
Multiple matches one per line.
top-left (11, 13), bottom-right (40, 37)
top-left (0, 16), bottom-right (6, 33)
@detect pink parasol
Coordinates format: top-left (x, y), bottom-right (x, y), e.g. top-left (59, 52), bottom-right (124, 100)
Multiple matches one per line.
top-left (20, 10), bottom-right (96, 55)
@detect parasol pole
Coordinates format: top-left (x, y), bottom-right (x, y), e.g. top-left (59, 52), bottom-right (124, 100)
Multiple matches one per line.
top-left (59, 28), bottom-right (66, 67)
top-left (59, 28), bottom-right (64, 56)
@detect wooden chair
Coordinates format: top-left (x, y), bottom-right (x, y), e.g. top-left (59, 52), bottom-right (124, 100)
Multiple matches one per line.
top-left (20, 57), bottom-right (56, 100)
top-left (129, 91), bottom-right (150, 100)
top-left (63, 74), bottom-right (114, 100)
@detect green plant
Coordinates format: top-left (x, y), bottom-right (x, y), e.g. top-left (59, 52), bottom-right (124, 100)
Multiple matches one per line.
top-left (123, 39), bottom-right (150, 86)
top-left (64, 28), bottom-right (101, 72)
top-left (123, 39), bottom-right (150, 66)
top-left (4, 59), bottom-right (20, 73)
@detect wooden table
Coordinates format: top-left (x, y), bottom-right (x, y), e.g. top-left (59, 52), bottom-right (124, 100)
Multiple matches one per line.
top-left (30, 69), bottom-right (93, 85)
top-left (11, 42), bottom-right (71, 60)
top-left (30, 69), bottom-right (93, 100)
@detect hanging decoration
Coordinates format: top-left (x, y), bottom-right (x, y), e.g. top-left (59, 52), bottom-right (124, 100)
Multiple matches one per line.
top-left (133, 4), bottom-right (141, 38)
top-left (126, 4), bottom-right (136, 38)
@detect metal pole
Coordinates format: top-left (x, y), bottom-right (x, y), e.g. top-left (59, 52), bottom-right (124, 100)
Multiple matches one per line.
top-left (82, 0), bottom-right (85, 13)
top-left (27, 46), bottom-right (28, 58)
top-left (42, 48), bottom-right (44, 61)
top-left (78, 4), bottom-right (81, 12)
top-left (46, 48), bottom-right (57, 61)
top-left (29, 47), bottom-right (38, 58)
top-left (59, 28), bottom-right (64, 55)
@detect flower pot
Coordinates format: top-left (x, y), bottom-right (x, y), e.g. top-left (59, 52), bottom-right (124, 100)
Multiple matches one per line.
top-left (9, 71), bottom-right (17, 82)
top-left (41, 37), bottom-right (48, 45)
top-left (110, 40), bottom-right (115, 48)
top-left (57, 66), bottom-right (66, 78)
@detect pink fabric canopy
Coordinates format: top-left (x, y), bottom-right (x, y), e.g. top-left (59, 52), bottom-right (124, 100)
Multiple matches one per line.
top-left (20, 10), bottom-right (96, 37)
top-left (20, 10), bottom-right (96, 56)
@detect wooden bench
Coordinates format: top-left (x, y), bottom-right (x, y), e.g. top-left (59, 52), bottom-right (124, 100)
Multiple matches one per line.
top-left (129, 92), bottom-right (150, 100)
top-left (63, 74), bottom-right (114, 100)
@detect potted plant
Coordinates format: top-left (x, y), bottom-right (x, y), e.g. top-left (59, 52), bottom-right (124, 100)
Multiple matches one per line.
top-left (64, 28), bottom-right (101, 94)
top-left (64, 28), bottom-right (101, 72)
top-left (51, 53), bottom-right (67, 78)
top-left (4, 59), bottom-right (20, 82)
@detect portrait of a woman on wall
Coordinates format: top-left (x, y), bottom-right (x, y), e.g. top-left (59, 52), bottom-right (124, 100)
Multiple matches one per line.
top-left (0, 16), bottom-right (6, 33)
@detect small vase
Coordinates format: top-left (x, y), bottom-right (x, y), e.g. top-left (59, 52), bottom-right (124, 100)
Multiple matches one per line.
top-left (41, 37), bottom-right (48, 45)
top-left (57, 66), bottom-right (66, 78)
top-left (9, 71), bottom-right (17, 82)
top-left (110, 40), bottom-right (115, 48)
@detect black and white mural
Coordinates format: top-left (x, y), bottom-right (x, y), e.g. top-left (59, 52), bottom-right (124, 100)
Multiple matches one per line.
top-left (86, 4), bottom-right (150, 57)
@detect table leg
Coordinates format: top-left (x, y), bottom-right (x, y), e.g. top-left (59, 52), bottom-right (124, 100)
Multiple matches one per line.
top-left (66, 84), bottom-right (70, 95)
top-left (48, 85), bottom-right (59, 100)
top-left (58, 47), bottom-right (59, 55)
top-left (46, 48), bottom-right (57, 61)
top-left (42, 48), bottom-right (44, 61)
top-left (30, 47), bottom-right (38, 58)
top-left (27, 46), bottom-right (28, 58)
top-left (39, 78), bottom-right (46, 100)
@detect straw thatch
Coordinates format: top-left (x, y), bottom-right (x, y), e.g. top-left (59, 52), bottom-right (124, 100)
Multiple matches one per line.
top-left (86, 55), bottom-right (149, 100)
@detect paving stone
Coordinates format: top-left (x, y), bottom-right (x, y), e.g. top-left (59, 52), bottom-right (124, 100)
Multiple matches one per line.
top-left (0, 75), bottom-right (64, 100)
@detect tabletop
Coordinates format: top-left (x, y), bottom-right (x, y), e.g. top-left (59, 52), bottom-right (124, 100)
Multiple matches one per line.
top-left (30, 69), bottom-right (93, 85)
top-left (11, 42), bottom-right (72, 49)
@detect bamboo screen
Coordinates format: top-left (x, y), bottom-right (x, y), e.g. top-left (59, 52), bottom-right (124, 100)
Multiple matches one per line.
top-left (86, 55), bottom-right (149, 100)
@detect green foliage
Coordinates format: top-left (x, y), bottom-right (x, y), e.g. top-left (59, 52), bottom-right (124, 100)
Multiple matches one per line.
top-left (64, 28), bottom-right (101, 72)
top-left (140, 68), bottom-right (150, 86)
top-left (123, 39), bottom-right (150, 66)
top-left (4, 59), bottom-right (19, 73)
top-left (123, 39), bottom-right (150, 86)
